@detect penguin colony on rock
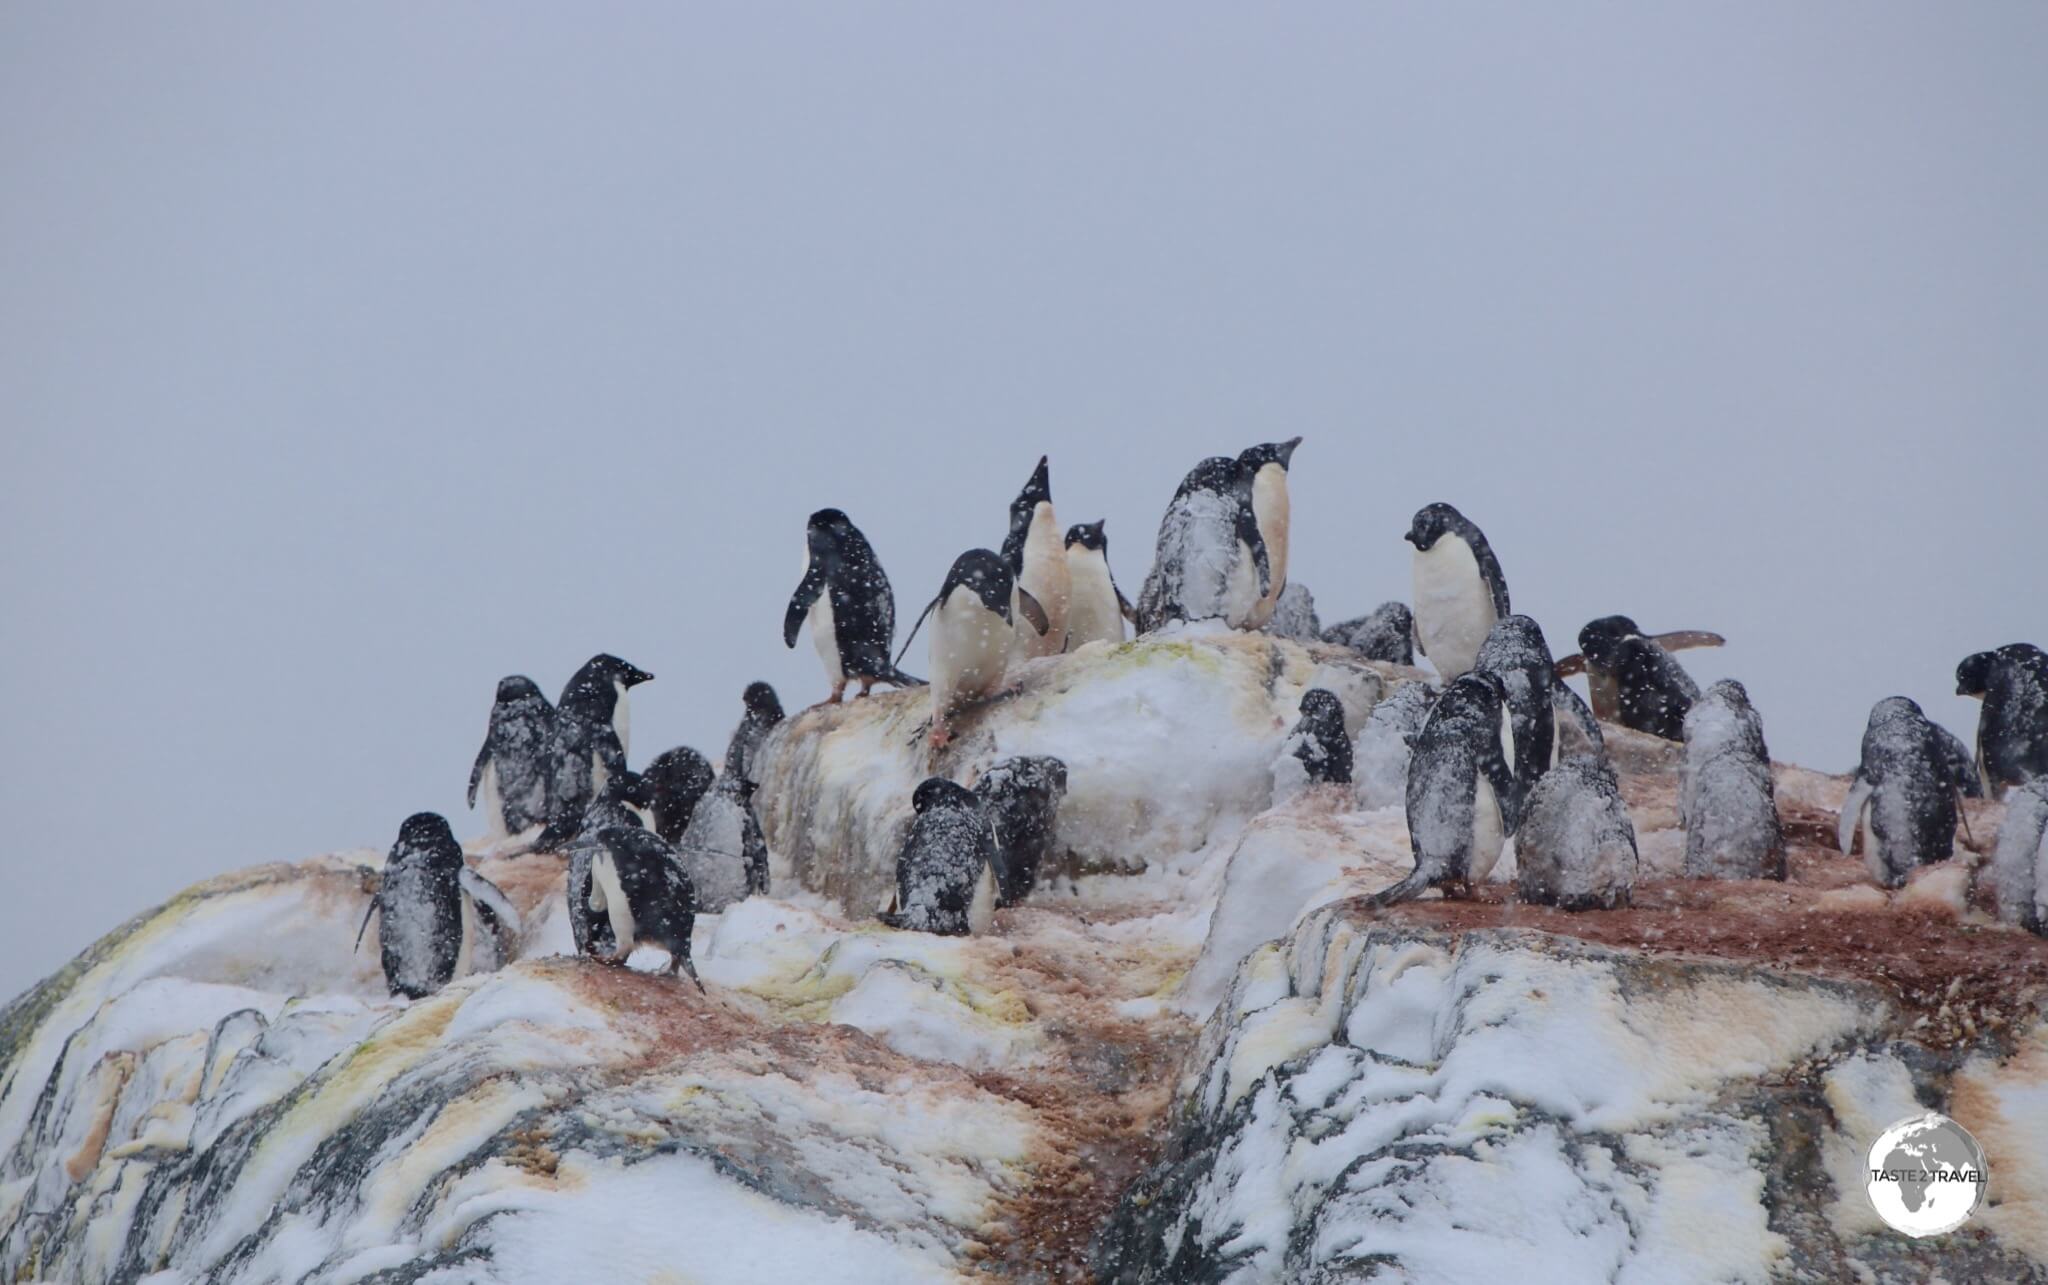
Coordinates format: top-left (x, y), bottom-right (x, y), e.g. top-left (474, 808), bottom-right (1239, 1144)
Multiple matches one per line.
top-left (358, 440), bottom-right (2048, 1000)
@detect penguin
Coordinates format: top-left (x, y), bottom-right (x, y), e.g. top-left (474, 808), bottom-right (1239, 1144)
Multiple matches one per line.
top-left (1931, 722), bottom-right (1985, 800)
top-left (563, 779), bottom-right (653, 959)
top-left (973, 755), bottom-right (1068, 906)
top-left (1370, 672), bottom-right (1518, 906)
top-left (1986, 778), bottom-right (2048, 934)
top-left (535, 654), bottom-right (653, 851)
top-left (676, 771), bottom-right (769, 913)
top-left (1404, 504), bottom-right (1509, 680)
top-left (1002, 457), bottom-right (1070, 661)
top-left (642, 746), bottom-right (717, 845)
top-left (1552, 679), bottom-right (1606, 762)
top-left (1838, 697), bottom-right (1968, 888)
top-left (1472, 615), bottom-right (1557, 814)
top-left (879, 778), bottom-right (1000, 935)
top-left (1514, 755), bottom-right (1639, 910)
top-left (1353, 681), bottom-right (1437, 811)
top-left (1284, 688), bottom-right (1354, 786)
top-left (1956, 643), bottom-right (2048, 798)
top-left (723, 681), bottom-right (785, 785)
top-left (1062, 521), bottom-right (1135, 650)
top-left (467, 676), bottom-right (555, 839)
top-left (1264, 582), bottom-right (1321, 643)
top-left (356, 813), bottom-right (520, 999)
top-left (784, 508), bottom-right (925, 704)
top-left (1236, 437), bottom-right (1302, 629)
top-left (584, 825), bottom-right (702, 988)
top-left (1679, 680), bottom-right (1785, 880)
top-left (1323, 602), bottom-right (1415, 667)
top-left (1554, 616), bottom-right (1724, 739)
top-left (1134, 457), bottom-right (1270, 633)
top-left (899, 548), bottom-right (1049, 752)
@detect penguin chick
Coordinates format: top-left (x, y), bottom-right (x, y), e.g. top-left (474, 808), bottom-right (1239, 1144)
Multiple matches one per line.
top-left (1679, 680), bottom-right (1784, 880)
top-left (468, 675), bottom-right (555, 838)
top-left (1323, 602), bottom-right (1415, 666)
top-left (1514, 755), bottom-right (1639, 910)
top-left (880, 778), bottom-right (999, 936)
top-left (676, 772), bottom-right (769, 913)
top-left (974, 755), bottom-right (1068, 907)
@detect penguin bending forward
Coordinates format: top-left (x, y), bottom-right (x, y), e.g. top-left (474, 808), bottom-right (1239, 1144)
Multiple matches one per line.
top-left (468, 676), bottom-right (555, 838)
top-left (974, 755), bottom-right (1069, 906)
top-left (1062, 521), bottom-right (1135, 650)
top-left (785, 508), bottom-right (924, 704)
top-left (584, 826), bottom-right (702, 989)
top-left (1002, 457), bottom-right (1070, 660)
top-left (1838, 697), bottom-right (1969, 888)
top-left (357, 813), bottom-right (520, 999)
top-left (880, 778), bottom-right (1000, 935)
top-left (1372, 672), bottom-right (1518, 906)
top-left (1134, 457), bottom-right (1270, 633)
top-left (1555, 616), bottom-right (1724, 740)
top-left (1405, 504), bottom-right (1509, 680)
top-left (899, 549), bottom-right (1048, 752)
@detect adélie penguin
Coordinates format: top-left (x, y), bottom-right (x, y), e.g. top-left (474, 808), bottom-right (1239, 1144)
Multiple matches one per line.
top-left (676, 771), bottom-right (769, 912)
top-left (1405, 504), bottom-right (1509, 680)
top-left (584, 825), bottom-right (703, 989)
top-left (1838, 697), bottom-right (1970, 888)
top-left (1285, 688), bottom-right (1355, 786)
top-left (1134, 456), bottom-right (1270, 633)
top-left (723, 681), bottom-right (785, 785)
top-left (973, 755), bottom-right (1068, 906)
top-left (1679, 680), bottom-right (1785, 880)
top-left (1002, 457), bottom-right (1070, 660)
top-left (1956, 643), bottom-right (2048, 798)
top-left (1555, 616), bottom-right (1724, 740)
top-left (879, 778), bottom-right (1000, 935)
top-left (535, 654), bottom-right (653, 851)
top-left (563, 778), bottom-right (653, 959)
top-left (1472, 614), bottom-right (1557, 813)
top-left (785, 508), bottom-right (925, 704)
top-left (899, 548), bottom-right (1049, 752)
top-left (642, 745), bottom-right (717, 845)
top-left (1371, 671), bottom-right (1518, 906)
top-left (468, 675), bottom-right (555, 839)
top-left (1236, 437), bottom-right (1302, 630)
top-left (1323, 601), bottom-right (1415, 667)
top-left (357, 813), bottom-right (520, 999)
top-left (1514, 755), bottom-right (1639, 910)
top-left (1061, 521), bottom-right (1135, 650)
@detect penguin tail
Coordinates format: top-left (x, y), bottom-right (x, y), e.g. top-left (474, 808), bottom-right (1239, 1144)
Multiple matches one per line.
top-left (876, 910), bottom-right (907, 930)
top-left (530, 820), bottom-right (576, 854)
top-left (1367, 867), bottom-right (1432, 909)
top-left (674, 953), bottom-right (705, 994)
top-left (885, 666), bottom-right (928, 688)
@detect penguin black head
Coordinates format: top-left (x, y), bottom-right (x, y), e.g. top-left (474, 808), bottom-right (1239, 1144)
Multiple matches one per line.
top-left (604, 769), bottom-right (653, 811)
top-left (1871, 695), bottom-right (1926, 726)
top-left (941, 548), bottom-right (1018, 622)
top-left (1238, 436), bottom-right (1303, 472)
top-left (743, 681), bottom-right (784, 722)
top-left (393, 812), bottom-right (460, 860)
top-left (1065, 520), bottom-right (1108, 553)
top-left (1957, 650), bottom-right (1995, 697)
top-left (1176, 456), bottom-right (1246, 501)
top-left (1011, 457), bottom-right (1052, 515)
top-left (1403, 502), bottom-right (1471, 552)
top-left (584, 654), bottom-right (654, 688)
top-left (495, 675), bottom-right (545, 704)
top-left (1576, 616), bottom-right (1644, 668)
top-left (912, 776), bottom-right (979, 814)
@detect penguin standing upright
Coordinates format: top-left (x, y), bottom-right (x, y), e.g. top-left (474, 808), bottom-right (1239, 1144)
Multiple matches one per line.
top-left (1371, 672), bottom-right (1518, 906)
top-left (1472, 615), bottom-right (1557, 812)
top-left (1284, 688), bottom-right (1355, 786)
top-left (1354, 682), bottom-right (1437, 810)
top-left (563, 779), bottom-right (652, 958)
top-left (1838, 697), bottom-right (1969, 888)
top-left (1514, 755), bottom-right (1639, 910)
top-left (1134, 457), bottom-right (1270, 633)
top-left (1237, 437), bottom-right (1301, 629)
top-left (536, 654), bottom-right (653, 851)
top-left (584, 826), bottom-right (702, 988)
top-left (642, 746), bottom-right (716, 845)
top-left (899, 548), bottom-right (1048, 751)
top-left (468, 676), bottom-right (556, 838)
top-left (973, 755), bottom-right (1068, 906)
top-left (1061, 521), bottom-right (1134, 650)
top-left (880, 778), bottom-right (1000, 935)
top-left (676, 772), bottom-right (769, 912)
top-left (1680, 680), bottom-right (1785, 880)
top-left (1555, 616), bottom-right (1722, 740)
top-left (723, 682), bottom-right (785, 784)
top-left (1405, 504), bottom-right (1509, 680)
top-left (785, 509), bottom-right (925, 704)
top-left (1956, 643), bottom-right (2048, 797)
top-left (1002, 457), bottom-right (1070, 661)
top-left (1323, 602), bottom-right (1415, 666)
top-left (1987, 778), bottom-right (2048, 933)
top-left (357, 813), bottom-right (520, 999)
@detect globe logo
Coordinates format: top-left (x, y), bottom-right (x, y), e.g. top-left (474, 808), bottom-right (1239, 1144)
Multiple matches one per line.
top-left (1865, 1112), bottom-right (1988, 1237)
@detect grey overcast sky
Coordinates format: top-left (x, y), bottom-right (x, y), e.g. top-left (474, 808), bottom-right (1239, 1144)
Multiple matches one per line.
top-left (3, 4), bottom-right (2044, 999)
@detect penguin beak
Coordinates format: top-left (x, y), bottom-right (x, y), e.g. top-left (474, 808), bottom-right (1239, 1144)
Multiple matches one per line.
top-left (627, 667), bottom-right (654, 686)
top-left (1402, 531), bottom-right (1419, 547)
top-left (1019, 456), bottom-right (1051, 507)
top-left (1277, 436), bottom-right (1302, 467)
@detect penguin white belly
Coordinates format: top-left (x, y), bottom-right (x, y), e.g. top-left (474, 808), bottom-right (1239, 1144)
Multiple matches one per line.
top-left (477, 760), bottom-right (508, 839)
top-left (590, 851), bottom-right (637, 956)
top-left (453, 889), bottom-right (479, 980)
top-left (967, 860), bottom-right (998, 935)
top-left (932, 591), bottom-right (1011, 716)
top-left (612, 681), bottom-right (631, 758)
top-left (1013, 505), bottom-right (1070, 660)
top-left (808, 592), bottom-right (843, 684)
top-left (1063, 549), bottom-right (1125, 649)
top-left (1223, 543), bottom-right (1263, 630)
top-left (1413, 536), bottom-right (1495, 678)
top-left (1468, 775), bottom-right (1507, 881)
top-left (1247, 465), bottom-right (1291, 628)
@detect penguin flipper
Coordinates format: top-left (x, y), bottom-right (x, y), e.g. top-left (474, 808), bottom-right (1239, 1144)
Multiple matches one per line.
top-left (884, 666), bottom-right (928, 688)
top-left (353, 897), bottom-right (378, 954)
top-left (1838, 774), bottom-right (1873, 856)
top-left (1235, 503), bottom-right (1271, 597)
top-left (784, 561), bottom-right (827, 649)
top-left (1117, 586), bottom-right (1137, 623)
top-left (1367, 866), bottom-right (1433, 908)
top-left (1552, 653), bottom-right (1586, 678)
top-left (1650, 630), bottom-right (1726, 653)
top-left (460, 868), bottom-right (524, 956)
top-left (896, 597), bottom-right (940, 668)
top-left (1481, 741), bottom-right (1520, 835)
top-left (468, 743), bottom-right (490, 808)
top-left (1016, 588), bottom-right (1050, 637)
